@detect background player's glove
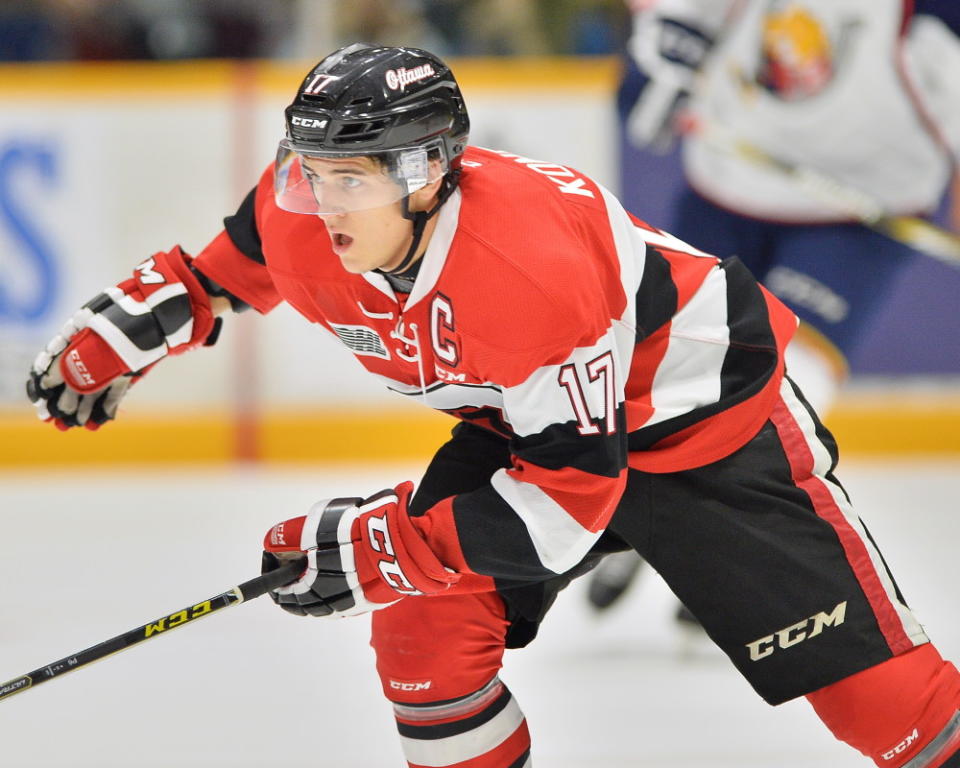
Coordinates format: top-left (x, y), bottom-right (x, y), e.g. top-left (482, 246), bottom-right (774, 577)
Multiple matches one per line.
top-left (625, 8), bottom-right (715, 151)
top-left (261, 481), bottom-right (460, 618)
top-left (26, 246), bottom-right (218, 430)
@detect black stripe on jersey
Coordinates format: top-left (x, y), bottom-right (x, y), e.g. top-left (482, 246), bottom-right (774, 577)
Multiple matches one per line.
top-left (224, 186), bottom-right (266, 266)
top-left (629, 258), bottom-right (779, 452)
top-left (627, 372), bottom-right (776, 450)
top-left (508, 749), bottom-right (531, 768)
top-left (453, 487), bottom-right (555, 581)
top-left (395, 686), bottom-right (512, 740)
top-left (718, 257), bottom-right (778, 399)
top-left (511, 405), bottom-right (627, 477)
top-left (100, 302), bottom-right (166, 352)
top-left (446, 407), bottom-right (513, 439)
top-left (151, 294), bottom-right (193, 339)
top-left (634, 247), bottom-right (678, 342)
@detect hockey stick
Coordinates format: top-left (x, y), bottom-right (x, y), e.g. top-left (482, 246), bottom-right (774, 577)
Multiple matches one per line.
top-left (0, 558), bottom-right (305, 703)
top-left (689, 120), bottom-right (960, 267)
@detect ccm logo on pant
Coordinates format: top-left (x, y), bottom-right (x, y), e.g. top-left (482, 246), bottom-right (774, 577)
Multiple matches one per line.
top-left (746, 601), bottom-right (847, 661)
top-left (882, 729), bottom-right (920, 761)
top-left (390, 680), bottom-right (432, 692)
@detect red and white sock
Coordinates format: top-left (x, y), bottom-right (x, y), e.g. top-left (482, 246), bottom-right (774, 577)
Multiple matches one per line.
top-left (392, 676), bottom-right (531, 768)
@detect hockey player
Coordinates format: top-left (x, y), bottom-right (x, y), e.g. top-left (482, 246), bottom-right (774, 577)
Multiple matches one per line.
top-left (27, 43), bottom-right (960, 768)
top-left (589, 0), bottom-right (960, 613)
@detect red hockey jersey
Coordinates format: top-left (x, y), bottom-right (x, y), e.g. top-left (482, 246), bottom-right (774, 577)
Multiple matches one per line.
top-left (192, 146), bottom-right (797, 585)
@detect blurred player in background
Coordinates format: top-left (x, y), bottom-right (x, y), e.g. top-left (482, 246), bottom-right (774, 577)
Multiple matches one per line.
top-left (589, 0), bottom-right (960, 615)
top-left (26, 43), bottom-right (960, 768)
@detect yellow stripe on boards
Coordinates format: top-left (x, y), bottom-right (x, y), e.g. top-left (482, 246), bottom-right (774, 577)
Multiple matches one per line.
top-left (0, 408), bottom-right (455, 466)
top-left (0, 61), bottom-right (239, 99)
top-left (823, 397), bottom-right (960, 456)
top-left (0, 57), bottom-right (620, 100)
top-left (0, 412), bottom-right (234, 465)
top-left (259, 409), bottom-right (456, 464)
top-left (3, 398), bottom-right (960, 466)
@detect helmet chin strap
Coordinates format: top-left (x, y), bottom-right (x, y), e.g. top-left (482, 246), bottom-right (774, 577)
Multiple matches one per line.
top-left (382, 170), bottom-right (461, 276)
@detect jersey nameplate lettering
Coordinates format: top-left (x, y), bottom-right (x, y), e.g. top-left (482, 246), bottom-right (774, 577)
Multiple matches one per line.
top-left (490, 150), bottom-right (596, 199)
top-left (330, 323), bottom-right (390, 359)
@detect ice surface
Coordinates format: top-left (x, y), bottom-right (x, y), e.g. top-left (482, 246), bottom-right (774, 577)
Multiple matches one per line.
top-left (1, 459), bottom-right (958, 767)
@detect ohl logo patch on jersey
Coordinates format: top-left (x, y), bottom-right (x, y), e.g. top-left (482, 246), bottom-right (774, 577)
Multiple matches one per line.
top-left (330, 323), bottom-right (390, 359)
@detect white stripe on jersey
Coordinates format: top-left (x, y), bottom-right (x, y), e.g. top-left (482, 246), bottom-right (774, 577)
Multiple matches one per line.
top-left (597, 184), bottom-right (644, 333)
top-left (491, 468), bottom-right (603, 574)
top-left (502, 327), bottom-right (624, 438)
top-left (596, 185), bottom-right (650, 412)
top-left (381, 376), bottom-right (505, 411)
top-left (778, 377), bottom-right (928, 646)
top-left (398, 692), bottom-right (525, 767)
top-left (644, 263), bottom-right (731, 428)
top-left (408, 188), bottom-right (462, 308)
top-left (638, 225), bottom-right (713, 258)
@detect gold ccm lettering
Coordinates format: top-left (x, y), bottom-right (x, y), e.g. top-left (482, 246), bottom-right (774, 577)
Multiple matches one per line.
top-left (144, 601), bottom-right (214, 638)
top-left (746, 601), bottom-right (847, 662)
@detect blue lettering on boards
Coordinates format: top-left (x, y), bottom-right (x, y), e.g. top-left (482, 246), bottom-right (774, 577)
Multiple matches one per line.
top-left (0, 142), bottom-right (59, 322)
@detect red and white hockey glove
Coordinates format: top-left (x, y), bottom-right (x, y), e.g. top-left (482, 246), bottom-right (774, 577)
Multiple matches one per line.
top-left (26, 247), bottom-right (217, 430)
top-left (261, 481), bottom-right (460, 618)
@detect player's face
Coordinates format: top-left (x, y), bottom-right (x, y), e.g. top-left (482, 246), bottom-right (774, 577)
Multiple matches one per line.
top-left (302, 155), bottom-right (433, 274)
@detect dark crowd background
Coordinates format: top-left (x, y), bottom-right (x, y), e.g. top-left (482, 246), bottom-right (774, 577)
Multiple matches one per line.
top-left (0, 0), bottom-right (630, 61)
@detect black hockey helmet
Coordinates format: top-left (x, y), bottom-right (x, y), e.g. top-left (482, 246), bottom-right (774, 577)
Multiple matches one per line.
top-left (275, 42), bottom-right (470, 216)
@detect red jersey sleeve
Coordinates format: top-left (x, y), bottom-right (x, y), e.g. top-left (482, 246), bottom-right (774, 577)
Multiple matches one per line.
top-left (192, 166), bottom-right (283, 314)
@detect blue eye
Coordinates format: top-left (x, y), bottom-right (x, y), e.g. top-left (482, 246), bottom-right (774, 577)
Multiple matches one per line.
top-left (340, 176), bottom-right (362, 190)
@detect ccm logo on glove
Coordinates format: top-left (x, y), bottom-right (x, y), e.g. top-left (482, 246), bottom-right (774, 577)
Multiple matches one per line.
top-left (26, 246), bottom-right (217, 431)
top-left (63, 349), bottom-right (97, 389)
top-left (261, 481), bottom-right (460, 618)
top-left (367, 514), bottom-right (420, 595)
top-left (267, 521), bottom-right (293, 548)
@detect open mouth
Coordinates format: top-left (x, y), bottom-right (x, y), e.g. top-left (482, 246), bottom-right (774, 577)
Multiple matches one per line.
top-left (330, 232), bottom-right (354, 254)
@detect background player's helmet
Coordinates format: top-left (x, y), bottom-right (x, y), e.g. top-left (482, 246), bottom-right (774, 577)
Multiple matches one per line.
top-left (275, 43), bottom-right (470, 215)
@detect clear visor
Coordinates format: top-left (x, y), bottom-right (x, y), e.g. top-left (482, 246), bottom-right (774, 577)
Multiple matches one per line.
top-left (273, 138), bottom-right (448, 215)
